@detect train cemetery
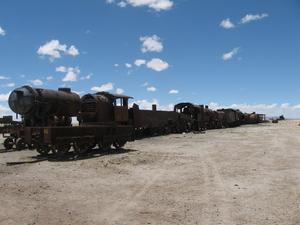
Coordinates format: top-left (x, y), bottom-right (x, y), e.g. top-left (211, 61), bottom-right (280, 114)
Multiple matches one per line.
top-left (0, 86), bottom-right (299, 225)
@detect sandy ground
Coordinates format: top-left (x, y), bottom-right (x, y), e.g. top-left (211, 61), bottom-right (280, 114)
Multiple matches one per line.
top-left (0, 120), bottom-right (300, 225)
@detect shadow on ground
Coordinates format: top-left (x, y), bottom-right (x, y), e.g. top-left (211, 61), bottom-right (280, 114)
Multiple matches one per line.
top-left (6, 148), bottom-right (138, 166)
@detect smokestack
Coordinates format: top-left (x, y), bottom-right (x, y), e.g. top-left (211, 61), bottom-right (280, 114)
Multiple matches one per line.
top-left (152, 104), bottom-right (157, 111)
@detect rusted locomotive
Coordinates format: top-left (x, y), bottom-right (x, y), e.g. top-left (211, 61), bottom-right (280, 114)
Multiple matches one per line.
top-left (8, 86), bottom-right (133, 156)
top-left (0, 116), bottom-right (25, 150)
top-left (5, 85), bottom-right (266, 157)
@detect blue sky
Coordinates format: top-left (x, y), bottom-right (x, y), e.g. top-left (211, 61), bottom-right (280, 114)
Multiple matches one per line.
top-left (0, 0), bottom-right (300, 117)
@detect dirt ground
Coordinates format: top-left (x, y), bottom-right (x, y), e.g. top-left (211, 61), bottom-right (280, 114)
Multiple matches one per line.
top-left (0, 120), bottom-right (299, 225)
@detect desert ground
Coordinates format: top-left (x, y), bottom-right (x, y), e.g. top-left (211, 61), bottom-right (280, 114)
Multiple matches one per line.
top-left (0, 120), bottom-right (299, 225)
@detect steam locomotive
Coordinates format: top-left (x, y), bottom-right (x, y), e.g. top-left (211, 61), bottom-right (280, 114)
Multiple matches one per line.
top-left (4, 85), bottom-right (265, 156)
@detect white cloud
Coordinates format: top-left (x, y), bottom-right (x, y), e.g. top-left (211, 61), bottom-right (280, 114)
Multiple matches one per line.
top-left (91, 82), bottom-right (114, 92)
top-left (222, 47), bottom-right (239, 61)
top-left (30, 79), bottom-right (43, 86)
top-left (114, 63), bottom-right (120, 67)
top-left (80, 73), bottom-right (92, 80)
top-left (56, 66), bottom-right (67, 73)
top-left (169, 89), bottom-right (178, 94)
top-left (0, 26), bottom-right (6, 36)
top-left (0, 105), bottom-right (10, 116)
top-left (240, 13), bottom-right (269, 24)
top-left (132, 99), bottom-right (173, 111)
top-left (67, 45), bottom-right (79, 56)
top-left (0, 76), bottom-right (9, 80)
top-left (146, 58), bottom-right (169, 71)
top-left (37, 40), bottom-right (79, 61)
top-left (118, 1), bottom-right (127, 7)
top-left (116, 88), bottom-right (124, 94)
top-left (147, 86), bottom-right (156, 92)
top-left (140, 35), bottom-right (163, 53)
top-left (0, 93), bottom-right (10, 101)
top-left (56, 66), bottom-right (80, 82)
top-left (132, 99), bottom-right (159, 109)
top-left (46, 76), bottom-right (53, 81)
top-left (220, 18), bottom-right (235, 29)
top-left (134, 59), bottom-right (146, 66)
top-left (125, 63), bottom-right (132, 68)
top-left (3, 83), bottom-right (15, 88)
top-left (107, 0), bottom-right (173, 11)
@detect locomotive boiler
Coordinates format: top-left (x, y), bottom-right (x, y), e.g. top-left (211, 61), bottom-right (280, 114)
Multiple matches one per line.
top-left (9, 86), bottom-right (81, 127)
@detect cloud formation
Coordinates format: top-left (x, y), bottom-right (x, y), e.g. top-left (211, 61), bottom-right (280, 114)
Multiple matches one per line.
top-left (56, 66), bottom-right (80, 82)
top-left (0, 26), bottom-right (6, 36)
top-left (37, 40), bottom-right (79, 61)
top-left (91, 82), bottom-right (114, 92)
top-left (30, 79), bottom-right (43, 86)
top-left (208, 102), bottom-right (300, 119)
top-left (0, 76), bottom-right (9, 80)
top-left (80, 74), bottom-right (92, 80)
top-left (0, 93), bottom-right (10, 102)
top-left (146, 58), bottom-right (169, 71)
top-left (125, 63), bottom-right (132, 68)
top-left (116, 88), bottom-right (124, 94)
top-left (107, 0), bottom-right (173, 11)
top-left (147, 86), bottom-right (156, 92)
top-left (220, 13), bottom-right (269, 29)
top-left (240, 13), bottom-right (269, 24)
top-left (134, 59), bottom-right (146, 66)
top-left (140, 35), bottom-right (163, 53)
top-left (220, 18), bottom-right (235, 29)
top-left (132, 99), bottom-right (174, 111)
top-left (3, 83), bottom-right (15, 88)
top-left (169, 89), bottom-right (179, 94)
top-left (222, 48), bottom-right (239, 61)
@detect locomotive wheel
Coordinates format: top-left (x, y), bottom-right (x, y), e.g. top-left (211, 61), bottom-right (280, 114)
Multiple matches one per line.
top-left (73, 142), bottom-right (90, 155)
top-left (16, 138), bottom-right (26, 151)
top-left (52, 144), bottom-right (71, 157)
top-left (98, 142), bottom-right (111, 151)
top-left (28, 144), bottom-right (35, 150)
top-left (113, 139), bottom-right (126, 150)
top-left (3, 137), bottom-right (14, 150)
top-left (36, 144), bottom-right (51, 156)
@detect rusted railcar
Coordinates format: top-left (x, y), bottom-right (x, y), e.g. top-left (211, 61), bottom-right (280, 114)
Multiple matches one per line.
top-left (22, 92), bottom-right (134, 156)
top-left (0, 116), bottom-right (27, 150)
top-left (5, 85), bottom-right (267, 158)
top-left (217, 108), bottom-right (241, 127)
top-left (130, 104), bottom-right (191, 137)
top-left (174, 103), bottom-right (205, 131)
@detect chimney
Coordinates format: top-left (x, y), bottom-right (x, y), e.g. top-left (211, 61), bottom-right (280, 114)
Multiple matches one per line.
top-left (152, 104), bottom-right (157, 111)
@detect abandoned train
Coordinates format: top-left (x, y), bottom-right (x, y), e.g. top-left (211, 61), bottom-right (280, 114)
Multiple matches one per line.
top-left (2, 85), bottom-right (265, 156)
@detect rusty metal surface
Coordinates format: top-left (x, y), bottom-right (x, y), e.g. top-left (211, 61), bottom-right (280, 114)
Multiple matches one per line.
top-left (9, 86), bottom-right (81, 127)
top-left (4, 86), bottom-right (268, 158)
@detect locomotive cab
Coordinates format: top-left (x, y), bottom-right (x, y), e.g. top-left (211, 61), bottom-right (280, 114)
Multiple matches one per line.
top-left (80, 92), bottom-right (133, 125)
top-left (112, 94), bottom-right (132, 124)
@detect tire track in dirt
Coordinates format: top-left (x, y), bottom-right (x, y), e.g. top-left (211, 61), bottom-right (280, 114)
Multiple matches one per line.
top-left (199, 153), bottom-right (235, 225)
top-left (99, 153), bottom-right (172, 224)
